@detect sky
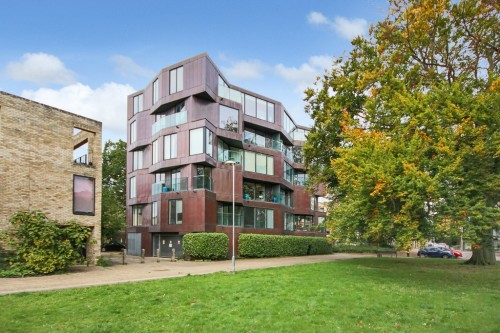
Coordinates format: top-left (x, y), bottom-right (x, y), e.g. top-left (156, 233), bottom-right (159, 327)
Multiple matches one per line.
top-left (0, 0), bottom-right (389, 144)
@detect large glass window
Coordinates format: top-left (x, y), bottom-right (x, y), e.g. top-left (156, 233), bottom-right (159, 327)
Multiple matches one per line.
top-left (170, 67), bottom-right (183, 94)
top-left (295, 215), bottom-right (313, 231)
top-left (244, 94), bottom-right (275, 122)
top-left (194, 165), bottom-right (213, 190)
top-left (153, 79), bottom-right (159, 104)
top-left (169, 199), bottom-right (182, 224)
top-left (130, 121), bottom-right (137, 143)
top-left (218, 140), bottom-right (242, 164)
top-left (133, 94), bottom-right (144, 114)
top-left (243, 207), bottom-right (274, 229)
top-left (164, 134), bottom-right (177, 159)
top-left (132, 206), bottom-right (143, 226)
top-left (284, 162), bottom-right (294, 183)
top-left (73, 175), bottom-right (95, 215)
top-left (219, 105), bottom-right (238, 132)
top-left (152, 139), bottom-right (159, 164)
top-left (151, 202), bottom-right (158, 225)
top-left (294, 172), bottom-right (309, 186)
top-left (133, 150), bottom-right (143, 171)
top-left (284, 213), bottom-right (295, 231)
top-left (217, 202), bottom-right (243, 226)
top-left (283, 111), bottom-right (295, 134)
top-left (244, 151), bottom-right (273, 175)
top-left (190, 127), bottom-right (213, 156)
top-left (130, 176), bottom-right (136, 199)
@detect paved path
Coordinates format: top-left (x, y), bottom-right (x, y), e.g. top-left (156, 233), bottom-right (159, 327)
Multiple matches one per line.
top-left (0, 253), bottom-right (372, 295)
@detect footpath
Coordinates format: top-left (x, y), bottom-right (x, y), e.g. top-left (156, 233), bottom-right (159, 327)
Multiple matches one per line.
top-left (0, 253), bottom-right (371, 295)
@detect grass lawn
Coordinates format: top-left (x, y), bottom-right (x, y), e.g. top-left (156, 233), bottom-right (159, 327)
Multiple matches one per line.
top-left (1, 258), bottom-right (499, 332)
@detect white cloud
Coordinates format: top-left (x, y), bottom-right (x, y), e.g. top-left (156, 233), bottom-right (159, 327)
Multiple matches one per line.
top-left (222, 59), bottom-right (269, 80)
top-left (307, 11), bottom-right (368, 40)
top-left (111, 55), bottom-right (154, 78)
top-left (332, 17), bottom-right (368, 40)
top-left (275, 55), bottom-right (333, 93)
top-left (307, 11), bottom-right (329, 25)
top-left (21, 82), bottom-right (135, 137)
top-left (5, 53), bottom-right (76, 85)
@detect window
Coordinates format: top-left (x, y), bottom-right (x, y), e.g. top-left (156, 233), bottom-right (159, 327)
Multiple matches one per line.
top-left (130, 176), bottom-right (136, 199)
top-left (219, 105), bottom-right (238, 132)
top-left (194, 165), bottom-right (212, 190)
top-left (190, 127), bottom-right (213, 156)
top-left (73, 175), bottom-right (95, 215)
top-left (243, 94), bottom-right (275, 122)
top-left (294, 172), bottom-right (309, 186)
top-left (153, 79), bottom-right (159, 104)
top-left (292, 146), bottom-right (304, 164)
top-left (133, 94), bottom-right (144, 114)
top-left (243, 207), bottom-right (274, 229)
top-left (152, 139), bottom-right (159, 164)
top-left (218, 139), bottom-right (242, 164)
top-left (170, 66), bottom-right (183, 94)
top-left (311, 196), bottom-right (316, 211)
top-left (132, 206), bottom-right (143, 226)
top-left (283, 162), bottom-right (294, 183)
top-left (217, 202), bottom-right (242, 226)
top-left (283, 111), bottom-right (295, 134)
top-left (295, 215), bottom-right (313, 231)
top-left (171, 169), bottom-right (181, 191)
top-left (151, 202), bottom-right (158, 225)
top-left (244, 151), bottom-right (273, 175)
top-left (130, 121), bottom-right (137, 143)
top-left (164, 134), bottom-right (177, 159)
top-left (284, 213), bottom-right (295, 231)
top-left (169, 200), bottom-right (182, 224)
top-left (133, 150), bottom-right (143, 170)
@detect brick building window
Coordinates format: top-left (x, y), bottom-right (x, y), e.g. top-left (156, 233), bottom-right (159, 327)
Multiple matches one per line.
top-left (133, 94), bottom-right (144, 114)
top-left (73, 175), bottom-right (95, 215)
top-left (153, 79), bottom-right (159, 104)
top-left (151, 202), bottom-right (158, 225)
top-left (169, 67), bottom-right (183, 94)
top-left (132, 206), bottom-right (143, 226)
top-left (130, 176), bottom-right (136, 198)
top-left (169, 199), bottom-right (182, 224)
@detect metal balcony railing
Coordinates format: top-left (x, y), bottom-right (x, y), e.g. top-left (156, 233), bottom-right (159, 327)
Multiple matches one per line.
top-left (74, 154), bottom-right (91, 165)
top-left (152, 110), bottom-right (187, 135)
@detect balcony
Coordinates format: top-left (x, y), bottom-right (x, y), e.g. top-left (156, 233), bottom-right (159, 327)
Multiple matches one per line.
top-left (217, 212), bottom-right (243, 227)
top-left (219, 149), bottom-right (243, 165)
top-left (193, 175), bottom-right (213, 191)
top-left (151, 177), bottom-right (188, 195)
top-left (152, 110), bottom-right (187, 135)
top-left (74, 154), bottom-right (92, 166)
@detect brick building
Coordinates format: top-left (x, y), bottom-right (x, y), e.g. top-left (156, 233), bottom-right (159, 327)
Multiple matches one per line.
top-left (0, 91), bottom-right (102, 261)
top-left (126, 54), bottom-right (327, 257)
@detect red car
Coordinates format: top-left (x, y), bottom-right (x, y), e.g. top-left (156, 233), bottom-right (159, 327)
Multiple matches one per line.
top-left (449, 249), bottom-right (463, 258)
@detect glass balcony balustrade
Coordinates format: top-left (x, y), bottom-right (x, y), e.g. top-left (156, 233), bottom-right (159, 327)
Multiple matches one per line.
top-left (151, 177), bottom-right (188, 195)
top-left (218, 85), bottom-right (243, 104)
top-left (219, 149), bottom-right (242, 165)
top-left (192, 175), bottom-right (213, 191)
top-left (217, 212), bottom-right (243, 227)
top-left (152, 110), bottom-right (187, 135)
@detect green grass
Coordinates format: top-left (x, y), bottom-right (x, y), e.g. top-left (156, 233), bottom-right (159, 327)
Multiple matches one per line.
top-left (1, 258), bottom-right (499, 332)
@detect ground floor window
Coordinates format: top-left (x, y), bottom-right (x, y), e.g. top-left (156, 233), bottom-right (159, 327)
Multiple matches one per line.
top-left (243, 207), bottom-right (274, 229)
top-left (73, 175), bottom-right (95, 215)
top-left (151, 202), bottom-right (158, 225)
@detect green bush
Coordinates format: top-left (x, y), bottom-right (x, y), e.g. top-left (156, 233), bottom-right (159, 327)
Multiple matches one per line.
top-left (0, 211), bottom-right (92, 275)
top-left (183, 233), bottom-right (228, 260)
top-left (238, 234), bottom-right (332, 258)
top-left (96, 256), bottom-right (113, 267)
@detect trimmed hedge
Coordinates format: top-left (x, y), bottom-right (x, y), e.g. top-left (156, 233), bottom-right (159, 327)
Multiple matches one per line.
top-left (183, 233), bottom-right (228, 260)
top-left (238, 234), bottom-right (332, 258)
top-left (331, 244), bottom-right (394, 253)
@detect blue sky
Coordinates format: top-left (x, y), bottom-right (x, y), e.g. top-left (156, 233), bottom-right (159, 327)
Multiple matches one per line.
top-left (0, 0), bottom-right (388, 143)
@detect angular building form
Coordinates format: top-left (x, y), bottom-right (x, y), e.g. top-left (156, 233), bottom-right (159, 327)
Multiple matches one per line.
top-left (126, 54), bottom-right (327, 256)
top-left (0, 91), bottom-right (102, 261)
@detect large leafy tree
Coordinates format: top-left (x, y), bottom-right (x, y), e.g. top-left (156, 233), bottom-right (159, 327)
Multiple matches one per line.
top-left (304, 0), bottom-right (499, 264)
top-left (101, 140), bottom-right (127, 242)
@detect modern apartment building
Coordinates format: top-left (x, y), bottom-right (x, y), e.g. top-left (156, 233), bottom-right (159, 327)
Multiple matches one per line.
top-left (0, 91), bottom-right (102, 261)
top-left (126, 54), bottom-right (327, 257)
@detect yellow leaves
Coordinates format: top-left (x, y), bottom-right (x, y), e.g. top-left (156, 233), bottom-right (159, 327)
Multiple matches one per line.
top-left (370, 182), bottom-right (386, 197)
top-left (490, 77), bottom-right (500, 92)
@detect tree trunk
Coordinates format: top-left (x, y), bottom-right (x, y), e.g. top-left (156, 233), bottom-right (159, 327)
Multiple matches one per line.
top-left (465, 236), bottom-right (496, 265)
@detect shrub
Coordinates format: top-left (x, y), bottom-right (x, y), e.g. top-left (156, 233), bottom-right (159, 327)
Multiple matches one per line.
top-left (0, 211), bottom-right (92, 275)
top-left (331, 244), bottom-right (394, 253)
top-left (96, 256), bottom-right (113, 267)
top-left (183, 233), bottom-right (228, 260)
top-left (238, 234), bottom-right (332, 258)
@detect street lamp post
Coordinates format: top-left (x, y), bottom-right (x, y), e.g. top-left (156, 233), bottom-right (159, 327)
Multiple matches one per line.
top-left (224, 160), bottom-right (236, 273)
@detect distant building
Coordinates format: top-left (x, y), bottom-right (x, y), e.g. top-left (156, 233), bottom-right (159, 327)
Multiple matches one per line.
top-left (126, 54), bottom-right (327, 257)
top-left (0, 91), bottom-right (102, 261)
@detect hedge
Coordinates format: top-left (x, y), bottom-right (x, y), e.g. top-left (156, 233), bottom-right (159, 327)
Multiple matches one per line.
top-left (182, 233), bottom-right (228, 260)
top-left (238, 234), bottom-right (332, 258)
top-left (331, 244), bottom-right (394, 253)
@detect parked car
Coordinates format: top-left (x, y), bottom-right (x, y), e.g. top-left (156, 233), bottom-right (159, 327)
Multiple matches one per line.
top-left (101, 242), bottom-right (126, 252)
top-left (417, 247), bottom-right (455, 258)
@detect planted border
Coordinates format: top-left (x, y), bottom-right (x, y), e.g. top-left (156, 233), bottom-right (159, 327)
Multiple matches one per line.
top-left (238, 234), bottom-right (332, 258)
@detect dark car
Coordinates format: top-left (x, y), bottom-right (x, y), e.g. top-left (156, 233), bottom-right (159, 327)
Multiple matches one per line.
top-left (102, 242), bottom-right (126, 252)
top-left (417, 247), bottom-right (455, 258)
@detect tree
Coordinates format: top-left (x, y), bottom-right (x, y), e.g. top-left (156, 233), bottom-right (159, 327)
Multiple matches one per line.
top-left (101, 140), bottom-right (127, 242)
top-left (304, 0), bottom-right (499, 264)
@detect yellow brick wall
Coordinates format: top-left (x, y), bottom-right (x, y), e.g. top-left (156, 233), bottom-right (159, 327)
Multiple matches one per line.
top-left (0, 91), bottom-right (102, 262)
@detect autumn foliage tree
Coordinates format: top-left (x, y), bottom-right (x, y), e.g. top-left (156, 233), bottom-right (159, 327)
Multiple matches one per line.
top-left (304, 0), bottom-right (499, 264)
